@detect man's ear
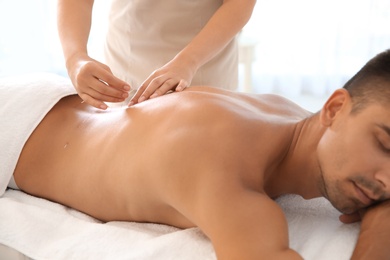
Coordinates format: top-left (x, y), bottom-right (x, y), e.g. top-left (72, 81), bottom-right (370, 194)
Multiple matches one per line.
top-left (320, 88), bottom-right (351, 127)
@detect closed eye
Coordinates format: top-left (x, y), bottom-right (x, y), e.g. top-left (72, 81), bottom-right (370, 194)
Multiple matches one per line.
top-left (377, 139), bottom-right (390, 154)
top-left (376, 124), bottom-right (390, 154)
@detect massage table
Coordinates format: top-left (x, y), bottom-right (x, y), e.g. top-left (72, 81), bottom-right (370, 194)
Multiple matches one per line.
top-left (0, 74), bottom-right (360, 259)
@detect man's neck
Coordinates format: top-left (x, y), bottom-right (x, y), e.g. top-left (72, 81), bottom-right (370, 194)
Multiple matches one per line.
top-left (265, 113), bottom-right (326, 199)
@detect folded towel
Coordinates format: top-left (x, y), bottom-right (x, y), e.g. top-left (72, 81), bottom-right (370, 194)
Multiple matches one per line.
top-left (0, 73), bottom-right (76, 196)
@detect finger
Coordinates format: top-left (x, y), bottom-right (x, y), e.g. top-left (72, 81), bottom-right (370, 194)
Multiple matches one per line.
top-left (88, 85), bottom-right (128, 103)
top-left (339, 212), bottom-right (361, 224)
top-left (129, 73), bottom-right (157, 106)
top-left (129, 79), bottom-right (159, 105)
top-left (80, 85), bottom-right (129, 110)
top-left (78, 93), bottom-right (108, 110)
top-left (150, 79), bottom-right (179, 99)
top-left (99, 74), bottom-right (131, 92)
top-left (76, 69), bottom-right (128, 101)
top-left (136, 76), bottom-right (166, 103)
top-left (91, 78), bottom-right (129, 100)
top-left (129, 85), bottom-right (146, 106)
top-left (175, 79), bottom-right (189, 92)
top-left (94, 66), bottom-right (131, 92)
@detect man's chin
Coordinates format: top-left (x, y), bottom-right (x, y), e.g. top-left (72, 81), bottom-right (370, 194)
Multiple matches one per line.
top-left (328, 199), bottom-right (358, 215)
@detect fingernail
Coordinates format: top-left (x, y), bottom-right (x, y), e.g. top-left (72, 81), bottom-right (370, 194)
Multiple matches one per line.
top-left (138, 96), bottom-right (146, 102)
top-left (100, 104), bottom-right (108, 110)
top-left (128, 101), bottom-right (134, 106)
top-left (150, 93), bottom-right (158, 99)
top-left (123, 85), bottom-right (130, 91)
top-left (176, 86), bottom-right (183, 91)
top-left (122, 92), bottom-right (129, 98)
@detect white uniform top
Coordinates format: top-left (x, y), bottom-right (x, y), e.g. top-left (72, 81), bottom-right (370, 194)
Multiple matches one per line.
top-left (104, 0), bottom-right (238, 93)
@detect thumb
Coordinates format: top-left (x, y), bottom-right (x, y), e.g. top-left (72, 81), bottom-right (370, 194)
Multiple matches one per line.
top-left (339, 212), bottom-right (362, 224)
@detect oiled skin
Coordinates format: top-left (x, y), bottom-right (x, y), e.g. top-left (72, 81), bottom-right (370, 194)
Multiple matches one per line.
top-left (14, 86), bottom-right (309, 259)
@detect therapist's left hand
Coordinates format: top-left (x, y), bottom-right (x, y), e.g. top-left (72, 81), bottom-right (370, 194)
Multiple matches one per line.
top-left (129, 58), bottom-right (196, 106)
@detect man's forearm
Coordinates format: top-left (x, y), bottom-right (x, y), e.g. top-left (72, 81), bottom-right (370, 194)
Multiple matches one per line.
top-left (351, 201), bottom-right (390, 259)
top-left (57, 0), bottom-right (94, 66)
top-left (351, 229), bottom-right (390, 259)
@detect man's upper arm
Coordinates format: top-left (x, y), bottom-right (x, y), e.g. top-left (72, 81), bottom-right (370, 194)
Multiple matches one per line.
top-left (185, 186), bottom-right (303, 259)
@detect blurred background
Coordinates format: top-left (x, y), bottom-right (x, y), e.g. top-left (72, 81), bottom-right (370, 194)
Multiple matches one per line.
top-left (1, 0), bottom-right (389, 111)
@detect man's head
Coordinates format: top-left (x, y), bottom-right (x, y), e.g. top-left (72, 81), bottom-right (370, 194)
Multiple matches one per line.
top-left (315, 49), bottom-right (390, 215)
top-left (343, 49), bottom-right (390, 114)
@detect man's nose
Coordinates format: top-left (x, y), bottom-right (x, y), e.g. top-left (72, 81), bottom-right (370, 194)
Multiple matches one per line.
top-left (375, 168), bottom-right (390, 199)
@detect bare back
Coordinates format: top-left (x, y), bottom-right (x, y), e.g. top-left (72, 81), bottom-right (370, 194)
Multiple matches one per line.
top-left (13, 86), bottom-right (310, 233)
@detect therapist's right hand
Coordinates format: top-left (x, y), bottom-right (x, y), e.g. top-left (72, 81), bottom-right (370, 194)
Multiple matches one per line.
top-left (66, 53), bottom-right (131, 110)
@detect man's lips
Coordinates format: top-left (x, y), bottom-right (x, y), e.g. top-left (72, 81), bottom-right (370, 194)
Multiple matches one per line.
top-left (353, 183), bottom-right (375, 206)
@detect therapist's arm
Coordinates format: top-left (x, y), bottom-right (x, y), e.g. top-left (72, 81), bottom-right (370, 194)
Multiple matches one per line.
top-left (57, 0), bottom-right (129, 110)
top-left (130, 0), bottom-right (257, 105)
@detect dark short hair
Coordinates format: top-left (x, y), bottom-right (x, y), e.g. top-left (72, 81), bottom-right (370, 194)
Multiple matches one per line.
top-left (343, 49), bottom-right (390, 113)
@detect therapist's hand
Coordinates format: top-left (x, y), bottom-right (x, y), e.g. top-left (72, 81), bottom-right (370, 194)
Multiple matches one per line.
top-left (129, 58), bottom-right (195, 106)
top-left (67, 53), bottom-right (131, 110)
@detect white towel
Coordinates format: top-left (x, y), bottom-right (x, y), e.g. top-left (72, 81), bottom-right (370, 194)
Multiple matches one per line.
top-left (278, 195), bottom-right (360, 259)
top-left (0, 190), bottom-right (359, 260)
top-left (0, 190), bottom-right (216, 260)
top-left (0, 73), bottom-right (76, 196)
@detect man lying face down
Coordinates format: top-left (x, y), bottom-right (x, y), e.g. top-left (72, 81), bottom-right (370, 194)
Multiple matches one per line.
top-left (9, 50), bottom-right (390, 259)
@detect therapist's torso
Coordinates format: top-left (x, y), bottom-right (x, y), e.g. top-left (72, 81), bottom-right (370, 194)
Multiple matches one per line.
top-left (104, 0), bottom-right (238, 92)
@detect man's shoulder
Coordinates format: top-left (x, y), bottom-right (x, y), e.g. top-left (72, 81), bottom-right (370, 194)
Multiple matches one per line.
top-left (182, 87), bottom-right (311, 119)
